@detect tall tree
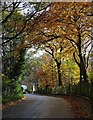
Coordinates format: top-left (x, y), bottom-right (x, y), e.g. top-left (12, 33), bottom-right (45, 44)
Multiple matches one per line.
top-left (45, 38), bottom-right (67, 86)
top-left (1, 2), bottom-right (50, 102)
top-left (37, 2), bottom-right (93, 82)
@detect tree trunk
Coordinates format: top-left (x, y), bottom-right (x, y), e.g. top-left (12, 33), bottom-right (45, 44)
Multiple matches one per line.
top-left (78, 32), bottom-right (88, 82)
top-left (56, 61), bottom-right (62, 86)
top-left (80, 67), bottom-right (83, 82)
top-left (83, 67), bottom-right (87, 82)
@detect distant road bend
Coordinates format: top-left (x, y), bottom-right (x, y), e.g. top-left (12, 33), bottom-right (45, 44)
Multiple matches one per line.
top-left (2, 94), bottom-right (75, 118)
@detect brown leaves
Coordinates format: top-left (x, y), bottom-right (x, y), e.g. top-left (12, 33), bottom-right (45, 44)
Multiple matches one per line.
top-left (63, 96), bottom-right (91, 118)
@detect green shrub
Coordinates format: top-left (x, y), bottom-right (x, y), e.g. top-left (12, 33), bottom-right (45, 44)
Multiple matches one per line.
top-left (35, 88), bottom-right (52, 94)
top-left (52, 86), bottom-right (63, 95)
top-left (2, 74), bottom-right (23, 104)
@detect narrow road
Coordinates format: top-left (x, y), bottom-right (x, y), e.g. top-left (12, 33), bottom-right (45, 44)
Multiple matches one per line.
top-left (2, 94), bottom-right (75, 118)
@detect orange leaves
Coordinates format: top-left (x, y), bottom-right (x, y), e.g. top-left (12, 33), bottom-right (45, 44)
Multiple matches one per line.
top-left (14, 2), bottom-right (93, 54)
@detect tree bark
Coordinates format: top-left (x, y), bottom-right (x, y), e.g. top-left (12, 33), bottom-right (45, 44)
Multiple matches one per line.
top-left (56, 61), bottom-right (62, 86)
top-left (78, 32), bottom-right (88, 82)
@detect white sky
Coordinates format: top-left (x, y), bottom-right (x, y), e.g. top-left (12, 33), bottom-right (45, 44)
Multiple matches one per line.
top-left (26, 48), bottom-right (45, 58)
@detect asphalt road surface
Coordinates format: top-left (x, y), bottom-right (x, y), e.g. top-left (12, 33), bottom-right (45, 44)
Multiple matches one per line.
top-left (2, 94), bottom-right (75, 118)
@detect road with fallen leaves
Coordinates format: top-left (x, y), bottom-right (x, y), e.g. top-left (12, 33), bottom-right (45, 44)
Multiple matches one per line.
top-left (2, 94), bottom-right (75, 118)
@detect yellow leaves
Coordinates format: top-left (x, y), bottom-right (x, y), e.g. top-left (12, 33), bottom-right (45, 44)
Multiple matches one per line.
top-left (13, 2), bottom-right (92, 55)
